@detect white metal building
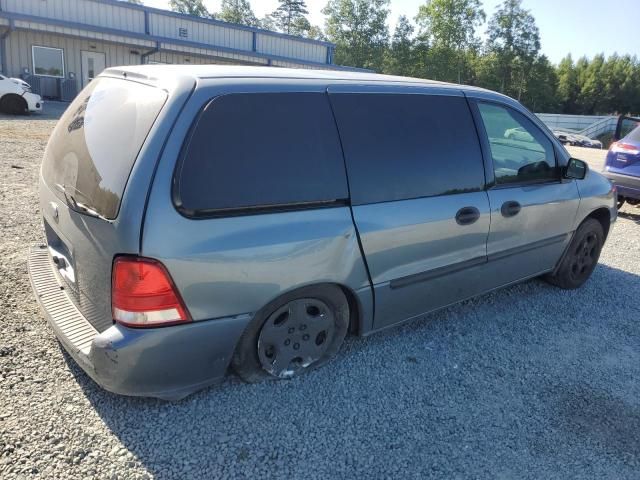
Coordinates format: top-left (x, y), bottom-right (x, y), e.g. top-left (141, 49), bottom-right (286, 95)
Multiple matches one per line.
top-left (0, 0), bottom-right (347, 100)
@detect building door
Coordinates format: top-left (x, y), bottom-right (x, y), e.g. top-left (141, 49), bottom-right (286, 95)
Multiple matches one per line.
top-left (81, 51), bottom-right (106, 88)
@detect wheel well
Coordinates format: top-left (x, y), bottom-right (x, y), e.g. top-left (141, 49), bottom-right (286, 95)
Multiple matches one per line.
top-left (586, 208), bottom-right (611, 239)
top-left (1, 93), bottom-right (26, 103)
top-left (337, 285), bottom-right (362, 336)
top-left (0, 93), bottom-right (27, 111)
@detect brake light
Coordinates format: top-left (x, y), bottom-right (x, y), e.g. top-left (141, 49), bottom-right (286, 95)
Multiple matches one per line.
top-left (610, 142), bottom-right (640, 155)
top-left (112, 256), bottom-right (191, 328)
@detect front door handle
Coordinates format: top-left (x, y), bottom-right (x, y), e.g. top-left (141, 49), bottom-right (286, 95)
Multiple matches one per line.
top-left (455, 206), bottom-right (480, 226)
top-left (501, 201), bottom-right (521, 218)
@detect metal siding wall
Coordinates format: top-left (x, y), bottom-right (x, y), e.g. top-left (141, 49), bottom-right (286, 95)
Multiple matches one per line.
top-left (1, 0), bottom-right (336, 74)
top-left (4, 30), bottom-right (141, 80)
top-left (147, 12), bottom-right (252, 51)
top-left (160, 42), bottom-right (266, 65)
top-left (3, 0), bottom-right (145, 34)
top-left (147, 51), bottom-right (254, 66)
top-left (256, 33), bottom-right (326, 63)
top-left (12, 20), bottom-right (154, 48)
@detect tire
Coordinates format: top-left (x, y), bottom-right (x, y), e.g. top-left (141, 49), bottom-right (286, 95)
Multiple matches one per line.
top-left (544, 218), bottom-right (604, 290)
top-left (617, 197), bottom-right (626, 209)
top-left (232, 284), bottom-right (349, 383)
top-left (0, 94), bottom-right (27, 115)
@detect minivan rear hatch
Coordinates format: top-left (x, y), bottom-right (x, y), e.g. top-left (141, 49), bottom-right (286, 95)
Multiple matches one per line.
top-left (40, 76), bottom-right (168, 332)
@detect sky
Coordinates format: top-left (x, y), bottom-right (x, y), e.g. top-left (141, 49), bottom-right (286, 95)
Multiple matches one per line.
top-left (142, 0), bottom-right (640, 64)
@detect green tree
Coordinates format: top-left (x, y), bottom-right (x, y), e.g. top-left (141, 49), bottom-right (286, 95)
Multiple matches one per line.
top-left (305, 24), bottom-right (327, 41)
top-left (556, 54), bottom-right (578, 113)
top-left (323, 0), bottom-right (390, 71)
top-left (169, 0), bottom-right (209, 17)
top-left (384, 16), bottom-right (416, 76)
top-left (415, 0), bottom-right (485, 50)
top-left (217, 0), bottom-right (259, 27)
top-left (577, 54), bottom-right (606, 114)
top-left (486, 0), bottom-right (540, 99)
top-left (271, 0), bottom-right (309, 35)
top-left (522, 55), bottom-right (558, 112)
top-left (259, 15), bottom-right (278, 31)
top-left (415, 0), bottom-right (485, 83)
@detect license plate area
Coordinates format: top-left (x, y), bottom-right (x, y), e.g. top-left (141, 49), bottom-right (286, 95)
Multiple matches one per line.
top-left (43, 219), bottom-right (77, 287)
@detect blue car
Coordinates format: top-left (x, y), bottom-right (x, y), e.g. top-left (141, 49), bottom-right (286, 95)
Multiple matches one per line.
top-left (604, 121), bottom-right (640, 208)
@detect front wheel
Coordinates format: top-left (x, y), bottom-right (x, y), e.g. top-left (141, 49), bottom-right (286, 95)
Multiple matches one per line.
top-left (0, 95), bottom-right (27, 115)
top-left (544, 218), bottom-right (604, 290)
top-left (232, 285), bottom-right (349, 383)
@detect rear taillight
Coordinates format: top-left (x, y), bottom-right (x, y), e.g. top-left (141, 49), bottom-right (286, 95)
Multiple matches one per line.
top-left (610, 142), bottom-right (640, 155)
top-left (112, 256), bottom-right (191, 328)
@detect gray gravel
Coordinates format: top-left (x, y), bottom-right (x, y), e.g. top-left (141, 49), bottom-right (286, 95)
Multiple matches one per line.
top-left (1, 106), bottom-right (640, 479)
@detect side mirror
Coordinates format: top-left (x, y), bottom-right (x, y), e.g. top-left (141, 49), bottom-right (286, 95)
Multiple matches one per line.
top-left (564, 158), bottom-right (588, 180)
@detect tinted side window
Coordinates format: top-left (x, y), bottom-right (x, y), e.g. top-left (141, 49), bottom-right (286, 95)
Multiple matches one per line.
top-left (477, 103), bottom-right (558, 185)
top-left (176, 93), bottom-right (348, 214)
top-left (329, 93), bottom-right (485, 205)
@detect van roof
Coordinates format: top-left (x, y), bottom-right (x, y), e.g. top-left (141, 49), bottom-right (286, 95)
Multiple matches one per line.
top-left (103, 64), bottom-right (497, 95)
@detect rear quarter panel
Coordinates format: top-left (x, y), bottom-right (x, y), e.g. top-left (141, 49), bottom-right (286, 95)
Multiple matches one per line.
top-left (141, 79), bottom-right (372, 329)
top-left (37, 73), bottom-right (196, 332)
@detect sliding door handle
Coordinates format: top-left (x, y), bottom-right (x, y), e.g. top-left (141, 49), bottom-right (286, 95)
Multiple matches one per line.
top-left (501, 201), bottom-right (521, 218)
top-left (455, 206), bottom-right (480, 226)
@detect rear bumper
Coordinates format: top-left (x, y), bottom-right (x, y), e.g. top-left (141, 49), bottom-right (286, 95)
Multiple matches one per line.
top-left (603, 170), bottom-right (640, 200)
top-left (28, 245), bottom-right (251, 400)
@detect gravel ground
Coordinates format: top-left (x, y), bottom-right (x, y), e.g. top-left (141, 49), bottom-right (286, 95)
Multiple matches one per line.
top-left (1, 106), bottom-right (640, 479)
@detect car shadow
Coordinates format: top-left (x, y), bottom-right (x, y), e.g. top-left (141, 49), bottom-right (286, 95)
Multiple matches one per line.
top-left (0, 101), bottom-right (67, 121)
top-left (59, 262), bottom-right (640, 478)
top-left (618, 207), bottom-right (640, 224)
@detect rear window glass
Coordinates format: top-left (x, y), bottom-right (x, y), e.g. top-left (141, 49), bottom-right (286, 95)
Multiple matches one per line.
top-left (174, 93), bottom-right (349, 215)
top-left (42, 78), bottom-right (167, 219)
top-left (329, 93), bottom-right (485, 205)
top-left (626, 125), bottom-right (640, 142)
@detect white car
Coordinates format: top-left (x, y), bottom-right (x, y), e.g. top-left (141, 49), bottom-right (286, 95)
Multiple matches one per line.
top-left (504, 126), bottom-right (534, 142)
top-left (0, 74), bottom-right (43, 114)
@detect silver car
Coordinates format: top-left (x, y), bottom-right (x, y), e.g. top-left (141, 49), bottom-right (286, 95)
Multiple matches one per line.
top-left (29, 66), bottom-right (617, 400)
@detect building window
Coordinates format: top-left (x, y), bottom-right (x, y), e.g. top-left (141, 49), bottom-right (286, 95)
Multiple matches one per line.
top-left (32, 46), bottom-right (65, 78)
top-left (178, 27), bottom-right (188, 38)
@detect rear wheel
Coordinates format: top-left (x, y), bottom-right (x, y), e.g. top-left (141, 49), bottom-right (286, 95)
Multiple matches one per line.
top-left (0, 94), bottom-right (27, 115)
top-left (544, 218), bottom-right (604, 290)
top-left (617, 196), bottom-right (626, 209)
top-left (232, 285), bottom-right (349, 383)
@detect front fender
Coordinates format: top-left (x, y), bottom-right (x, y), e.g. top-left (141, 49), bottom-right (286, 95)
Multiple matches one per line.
top-left (574, 170), bottom-right (617, 231)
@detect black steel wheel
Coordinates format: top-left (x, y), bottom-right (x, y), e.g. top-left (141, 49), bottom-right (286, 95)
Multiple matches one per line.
top-left (232, 285), bottom-right (349, 383)
top-left (544, 218), bottom-right (604, 290)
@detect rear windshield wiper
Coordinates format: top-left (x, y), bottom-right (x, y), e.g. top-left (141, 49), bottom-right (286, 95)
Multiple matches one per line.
top-left (55, 183), bottom-right (109, 221)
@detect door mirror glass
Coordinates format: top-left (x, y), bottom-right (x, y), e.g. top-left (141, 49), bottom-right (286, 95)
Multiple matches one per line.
top-left (564, 158), bottom-right (587, 180)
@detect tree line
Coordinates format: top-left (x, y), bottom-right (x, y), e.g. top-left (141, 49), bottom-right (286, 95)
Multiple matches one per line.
top-left (133, 0), bottom-right (640, 115)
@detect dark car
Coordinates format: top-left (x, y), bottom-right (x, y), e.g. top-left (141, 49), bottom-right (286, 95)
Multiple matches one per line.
top-left (604, 123), bottom-right (640, 208)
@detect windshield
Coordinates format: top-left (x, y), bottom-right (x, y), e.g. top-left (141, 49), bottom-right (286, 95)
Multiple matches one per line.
top-left (42, 77), bottom-right (167, 219)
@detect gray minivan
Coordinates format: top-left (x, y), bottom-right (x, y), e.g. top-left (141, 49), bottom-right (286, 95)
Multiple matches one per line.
top-left (29, 66), bottom-right (616, 400)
